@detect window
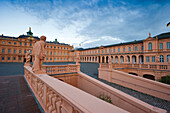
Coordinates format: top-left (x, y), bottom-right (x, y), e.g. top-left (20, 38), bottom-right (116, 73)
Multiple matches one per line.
top-left (54, 58), bottom-right (56, 61)
top-left (109, 49), bottom-right (111, 53)
top-left (54, 52), bottom-right (56, 55)
top-left (167, 55), bottom-right (170, 63)
top-left (152, 56), bottom-right (155, 62)
top-left (14, 49), bottom-right (16, 54)
top-left (64, 53), bottom-right (65, 56)
top-left (160, 55), bottom-right (164, 63)
top-left (113, 49), bottom-right (115, 52)
top-left (20, 42), bottom-right (22, 46)
top-left (13, 57), bottom-right (16, 60)
top-left (29, 50), bottom-right (32, 54)
top-left (2, 57), bottom-right (4, 60)
top-left (14, 42), bottom-right (16, 45)
top-left (129, 47), bottom-right (131, 52)
top-left (98, 50), bottom-right (100, 54)
top-left (61, 58), bottom-right (62, 60)
top-left (123, 48), bottom-right (125, 52)
top-left (19, 57), bottom-right (21, 60)
top-left (61, 47), bottom-right (62, 49)
top-left (58, 47), bottom-right (59, 49)
top-left (3, 41), bottom-right (5, 44)
top-left (8, 49), bottom-right (11, 53)
top-left (47, 51), bottom-right (49, 55)
top-left (105, 49), bottom-right (107, 53)
top-left (148, 43), bottom-right (152, 50)
top-left (50, 58), bottom-right (52, 60)
top-left (54, 46), bottom-right (56, 48)
top-left (51, 52), bottom-right (52, 55)
top-left (8, 57), bottom-right (10, 60)
top-left (58, 52), bottom-right (59, 55)
top-left (118, 48), bottom-right (120, 52)
top-left (25, 43), bottom-right (27, 46)
top-left (64, 58), bottom-right (65, 60)
top-left (57, 58), bottom-right (59, 60)
top-left (167, 42), bottom-right (170, 49)
top-left (61, 52), bottom-right (62, 55)
top-left (24, 50), bottom-right (26, 54)
top-left (141, 46), bottom-right (144, 50)
top-left (46, 58), bottom-right (48, 60)
top-left (159, 43), bottom-right (163, 49)
top-left (51, 46), bottom-right (52, 48)
top-left (2, 49), bottom-right (5, 53)
top-left (47, 46), bottom-right (49, 48)
top-left (19, 50), bottom-right (21, 53)
top-left (8, 42), bottom-right (11, 44)
top-left (101, 50), bottom-right (103, 53)
top-left (135, 46), bottom-right (137, 51)
top-left (30, 43), bottom-right (32, 46)
top-left (146, 56), bottom-right (149, 62)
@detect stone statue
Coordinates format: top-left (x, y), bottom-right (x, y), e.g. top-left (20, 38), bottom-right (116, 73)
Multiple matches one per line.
top-left (32, 36), bottom-right (46, 74)
top-left (24, 49), bottom-right (31, 66)
top-left (76, 52), bottom-right (80, 65)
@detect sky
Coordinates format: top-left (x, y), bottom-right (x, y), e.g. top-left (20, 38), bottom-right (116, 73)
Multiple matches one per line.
top-left (0, 0), bottom-right (170, 48)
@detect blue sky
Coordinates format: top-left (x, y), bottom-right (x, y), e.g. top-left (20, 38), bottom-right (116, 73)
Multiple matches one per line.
top-left (0, 0), bottom-right (170, 48)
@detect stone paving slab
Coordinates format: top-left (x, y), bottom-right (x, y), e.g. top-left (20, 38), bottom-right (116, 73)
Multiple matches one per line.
top-left (0, 75), bottom-right (42, 113)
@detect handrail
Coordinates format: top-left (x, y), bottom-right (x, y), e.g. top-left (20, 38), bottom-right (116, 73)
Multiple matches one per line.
top-left (24, 66), bottom-right (128, 113)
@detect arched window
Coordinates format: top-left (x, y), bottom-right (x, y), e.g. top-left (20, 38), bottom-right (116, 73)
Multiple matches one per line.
top-left (148, 43), bottom-right (152, 50)
top-left (160, 55), bottom-right (164, 63)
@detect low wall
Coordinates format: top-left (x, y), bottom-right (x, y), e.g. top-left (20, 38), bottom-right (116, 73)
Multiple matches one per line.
top-left (99, 68), bottom-right (170, 101)
top-left (24, 66), bottom-right (128, 113)
top-left (78, 72), bottom-right (166, 113)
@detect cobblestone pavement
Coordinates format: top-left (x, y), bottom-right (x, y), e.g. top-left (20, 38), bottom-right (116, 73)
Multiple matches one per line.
top-left (0, 75), bottom-right (42, 113)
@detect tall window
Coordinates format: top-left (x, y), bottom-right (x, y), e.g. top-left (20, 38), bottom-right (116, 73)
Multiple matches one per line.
top-left (19, 50), bottom-right (21, 53)
top-left (135, 46), bottom-right (137, 51)
top-left (20, 42), bottom-right (22, 46)
top-left (2, 57), bottom-right (4, 60)
top-left (118, 48), bottom-right (120, 52)
top-left (61, 52), bottom-right (62, 55)
top-left (101, 50), bottom-right (103, 53)
top-left (129, 47), bottom-right (131, 52)
top-left (141, 46), bottom-right (144, 50)
top-left (105, 49), bottom-right (107, 53)
top-left (47, 51), bottom-right (49, 55)
top-left (167, 55), bottom-right (170, 63)
top-left (109, 49), bottom-right (111, 53)
top-left (146, 56), bottom-right (149, 62)
top-left (30, 43), bottom-right (32, 46)
top-left (13, 57), bottom-right (16, 60)
top-left (14, 42), bottom-right (16, 45)
top-left (2, 49), bottom-right (5, 53)
top-left (123, 48), bottom-right (125, 52)
top-left (152, 56), bottom-right (155, 62)
top-left (19, 57), bottom-right (21, 60)
top-left (51, 52), bottom-right (52, 55)
top-left (25, 43), bottom-right (27, 46)
top-left (14, 49), bottom-right (16, 54)
top-left (24, 50), bottom-right (26, 54)
top-left (159, 43), bottom-right (163, 49)
top-left (3, 41), bottom-right (5, 44)
top-left (160, 55), bottom-right (164, 63)
top-left (148, 43), bottom-right (152, 50)
top-left (113, 49), bottom-right (115, 52)
top-left (54, 52), bottom-right (56, 55)
top-left (8, 49), bottom-right (11, 53)
top-left (8, 57), bottom-right (10, 60)
top-left (167, 42), bottom-right (170, 49)
top-left (8, 42), bottom-right (11, 44)
top-left (98, 50), bottom-right (100, 54)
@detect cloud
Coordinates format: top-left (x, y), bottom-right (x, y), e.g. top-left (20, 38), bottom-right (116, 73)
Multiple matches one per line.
top-left (0, 0), bottom-right (170, 49)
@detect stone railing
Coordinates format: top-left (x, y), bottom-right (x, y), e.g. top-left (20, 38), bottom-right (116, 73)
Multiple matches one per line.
top-left (24, 66), bottom-right (128, 113)
top-left (100, 63), bottom-right (170, 71)
top-left (42, 64), bottom-right (80, 75)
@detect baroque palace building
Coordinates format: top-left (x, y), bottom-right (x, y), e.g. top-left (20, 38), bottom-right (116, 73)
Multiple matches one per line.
top-left (71, 32), bottom-right (170, 80)
top-left (0, 27), bottom-right (74, 62)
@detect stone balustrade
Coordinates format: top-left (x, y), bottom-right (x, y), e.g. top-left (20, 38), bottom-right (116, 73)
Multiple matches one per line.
top-left (24, 66), bottom-right (128, 113)
top-left (108, 63), bottom-right (170, 70)
top-left (42, 64), bottom-right (80, 75)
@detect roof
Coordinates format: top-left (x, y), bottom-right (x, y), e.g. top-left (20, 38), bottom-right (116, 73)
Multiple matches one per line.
top-left (0, 35), bottom-right (17, 39)
top-left (153, 32), bottom-right (170, 39)
top-left (18, 35), bottom-right (40, 40)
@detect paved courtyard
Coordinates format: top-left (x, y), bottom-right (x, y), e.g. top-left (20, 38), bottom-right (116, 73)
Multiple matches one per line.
top-left (0, 62), bottom-right (169, 113)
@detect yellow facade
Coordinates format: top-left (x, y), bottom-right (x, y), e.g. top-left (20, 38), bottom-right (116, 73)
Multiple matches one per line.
top-left (0, 28), bottom-right (74, 62)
